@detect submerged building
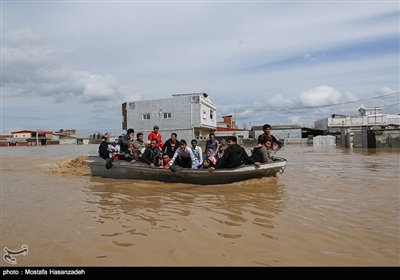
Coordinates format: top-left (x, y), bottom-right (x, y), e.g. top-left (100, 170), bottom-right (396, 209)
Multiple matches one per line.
top-left (314, 107), bottom-right (400, 148)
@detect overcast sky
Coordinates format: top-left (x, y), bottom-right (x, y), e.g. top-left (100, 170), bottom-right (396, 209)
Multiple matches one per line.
top-left (2, 0), bottom-right (399, 135)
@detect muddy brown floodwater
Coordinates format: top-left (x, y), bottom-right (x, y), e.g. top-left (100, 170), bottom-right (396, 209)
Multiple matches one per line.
top-left (1, 144), bottom-right (399, 266)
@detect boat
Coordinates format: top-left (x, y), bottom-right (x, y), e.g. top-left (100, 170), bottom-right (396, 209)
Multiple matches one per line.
top-left (85, 155), bottom-right (287, 185)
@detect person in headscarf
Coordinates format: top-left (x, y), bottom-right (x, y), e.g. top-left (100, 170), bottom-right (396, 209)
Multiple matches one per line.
top-left (200, 149), bottom-right (217, 169)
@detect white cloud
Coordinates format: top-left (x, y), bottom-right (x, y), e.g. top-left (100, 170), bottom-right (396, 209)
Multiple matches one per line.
top-left (1, 1), bottom-right (398, 134)
top-left (297, 86), bottom-right (342, 107)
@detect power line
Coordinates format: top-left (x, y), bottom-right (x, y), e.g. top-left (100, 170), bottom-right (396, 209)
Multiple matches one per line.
top-left (382, 102), bottom-right (400, 110)
top-left (235, 91), bottom-right (400, 112)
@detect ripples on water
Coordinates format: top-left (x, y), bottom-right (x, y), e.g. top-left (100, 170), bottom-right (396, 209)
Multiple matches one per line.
top-left (1, 145), bottom-right (399, 266)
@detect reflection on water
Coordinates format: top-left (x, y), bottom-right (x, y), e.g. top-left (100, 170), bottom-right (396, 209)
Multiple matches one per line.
top-left (86, 177), bottom-right (285, 230)
top-left (1, 144), bottom-right (399, 266)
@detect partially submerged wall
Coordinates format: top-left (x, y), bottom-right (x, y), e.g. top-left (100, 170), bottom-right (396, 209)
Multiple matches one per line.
top-left (375, 130), bottom-right (400, 148)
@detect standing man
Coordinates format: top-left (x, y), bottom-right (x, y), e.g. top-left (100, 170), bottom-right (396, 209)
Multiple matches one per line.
top-left (257, 124), bottom-right (283, 154)
top-left (162, 133), bottom-right (179, 159)
top-left (205, 133), bottom-right (219, 156)
top-left (148, 125), bottom-right (163, 149)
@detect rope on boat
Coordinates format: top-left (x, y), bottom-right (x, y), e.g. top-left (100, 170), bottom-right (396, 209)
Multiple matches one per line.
top-left (277, 157), bottom-right (287, 174)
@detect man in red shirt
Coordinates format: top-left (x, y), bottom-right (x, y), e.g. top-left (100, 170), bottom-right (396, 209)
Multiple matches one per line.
top-left (148, 125), bottom-right (163, 149)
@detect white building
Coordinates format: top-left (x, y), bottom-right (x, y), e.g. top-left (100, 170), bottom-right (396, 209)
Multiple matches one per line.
top-left (314, 107), bottom-right (400, 134)
top-left (122, 93), bottom-right (217, 142)
top-left (251, 125), bottom-right (302, 140)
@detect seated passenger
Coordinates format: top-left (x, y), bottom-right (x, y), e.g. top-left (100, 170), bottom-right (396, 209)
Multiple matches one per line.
top-left (120, 128), bottom-right (135, 153)
top-left (169, 139), bottom-right (198, 169)
top-left (216, 139), bottom-right (227, 159)
top-left (190, 139), bottom-right (203, 169)
top-left (209, 136), bottom-right (260, 172)
top-left (159, 154), bottom-right (171, 169)
top-left (123, 143), bottom-right (139, 163)
top-left (98, 136), bottom-right (110, 160)
top-left (108, 135), bottom-right (121, 158)
top-left (133, 132), bottom-right (147, 157)
top-left (251, 138), bottom-right (274, 163)
top-left (141, 138), bottom-right (162, 169)
top-left (200, 149), bottom-right (216, 169)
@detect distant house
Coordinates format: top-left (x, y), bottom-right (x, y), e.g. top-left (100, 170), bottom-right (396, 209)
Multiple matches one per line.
top-left (59, 135), bottom-right (90, 145)
top-left (10, 130), bottom-right (34, 146)
top-left (251, 125), bottom-right (302, 142)
top-left (122, 93), bottom-right (217, 142)
top-left (314, 107), bottom-right (400, 148)
top-left (25, 130), bottom-right (53, 146)
top-left (314, 107), bottom-right (400, 134)
top-left (215, 115), bottom-right (249, 143)
top-left (0, 137), bottom-right (28, 146)
top-left (0, 135), bottom-right (12, 146)
top-left (11, 130), bottom-right (36, 138)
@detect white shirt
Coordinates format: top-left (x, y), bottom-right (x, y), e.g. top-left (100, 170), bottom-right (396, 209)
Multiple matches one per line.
top-left (170, 147), bottom-right (197, 169)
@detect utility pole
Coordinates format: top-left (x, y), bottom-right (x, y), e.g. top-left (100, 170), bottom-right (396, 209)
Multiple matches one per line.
top-left (233, 109), bottom-right (237, 136)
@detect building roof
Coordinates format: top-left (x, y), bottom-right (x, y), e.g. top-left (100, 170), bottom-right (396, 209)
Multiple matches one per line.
top-left (38, 130), bottom-right (53, 134)
top-left (11, 130), bottom-right (36, 134)
top-left (252, 125), bottom-right (302, 130)
top-left (171, 92), bottom-right (208, 97)
top-left (68, 135), bottom-right (90, 140)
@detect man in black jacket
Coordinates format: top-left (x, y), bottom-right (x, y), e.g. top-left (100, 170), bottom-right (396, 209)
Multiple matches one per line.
top-left (162, 133), bottom-right (179, 159)
top-left (120, 128), bottom-right (135, 153)
top-left (209, 136), bottom-right (260, 172)
top-left (141, 138), bottom-right (162, 169)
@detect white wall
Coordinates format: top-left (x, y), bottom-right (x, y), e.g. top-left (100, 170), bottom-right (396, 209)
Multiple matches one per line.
top-left (59, 138), bottom-right (76, 145)
top-left (314, 118), bottom-right (329, 131)
top-left (125, 94), bottom-right (217, 142)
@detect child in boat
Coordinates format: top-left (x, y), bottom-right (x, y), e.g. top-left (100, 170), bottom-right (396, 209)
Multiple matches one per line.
top-left (200, 149), bottom-right (217, 169)
top-left (123, 143), bottom-right (139, 163)
top-left (159, 153), bottom-right (171, 169)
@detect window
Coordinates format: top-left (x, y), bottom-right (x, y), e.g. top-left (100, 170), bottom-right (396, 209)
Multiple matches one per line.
top-left (192, 96), bottom-right (199, 102)
top-left (163, 112), bottom-right (172, 119)
top-left (129, 102), bottom-right (136, 109)
top-left (210, 110), bottom-right (214, 120)
top-left (203, 110), bottom-right (207, 120)
top-left (142, 113), bottom-right (151, 120)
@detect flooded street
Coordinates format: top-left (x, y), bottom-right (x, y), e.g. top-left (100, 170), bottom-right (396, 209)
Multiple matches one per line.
top-left (1, 144), bottom-right (399, 266)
